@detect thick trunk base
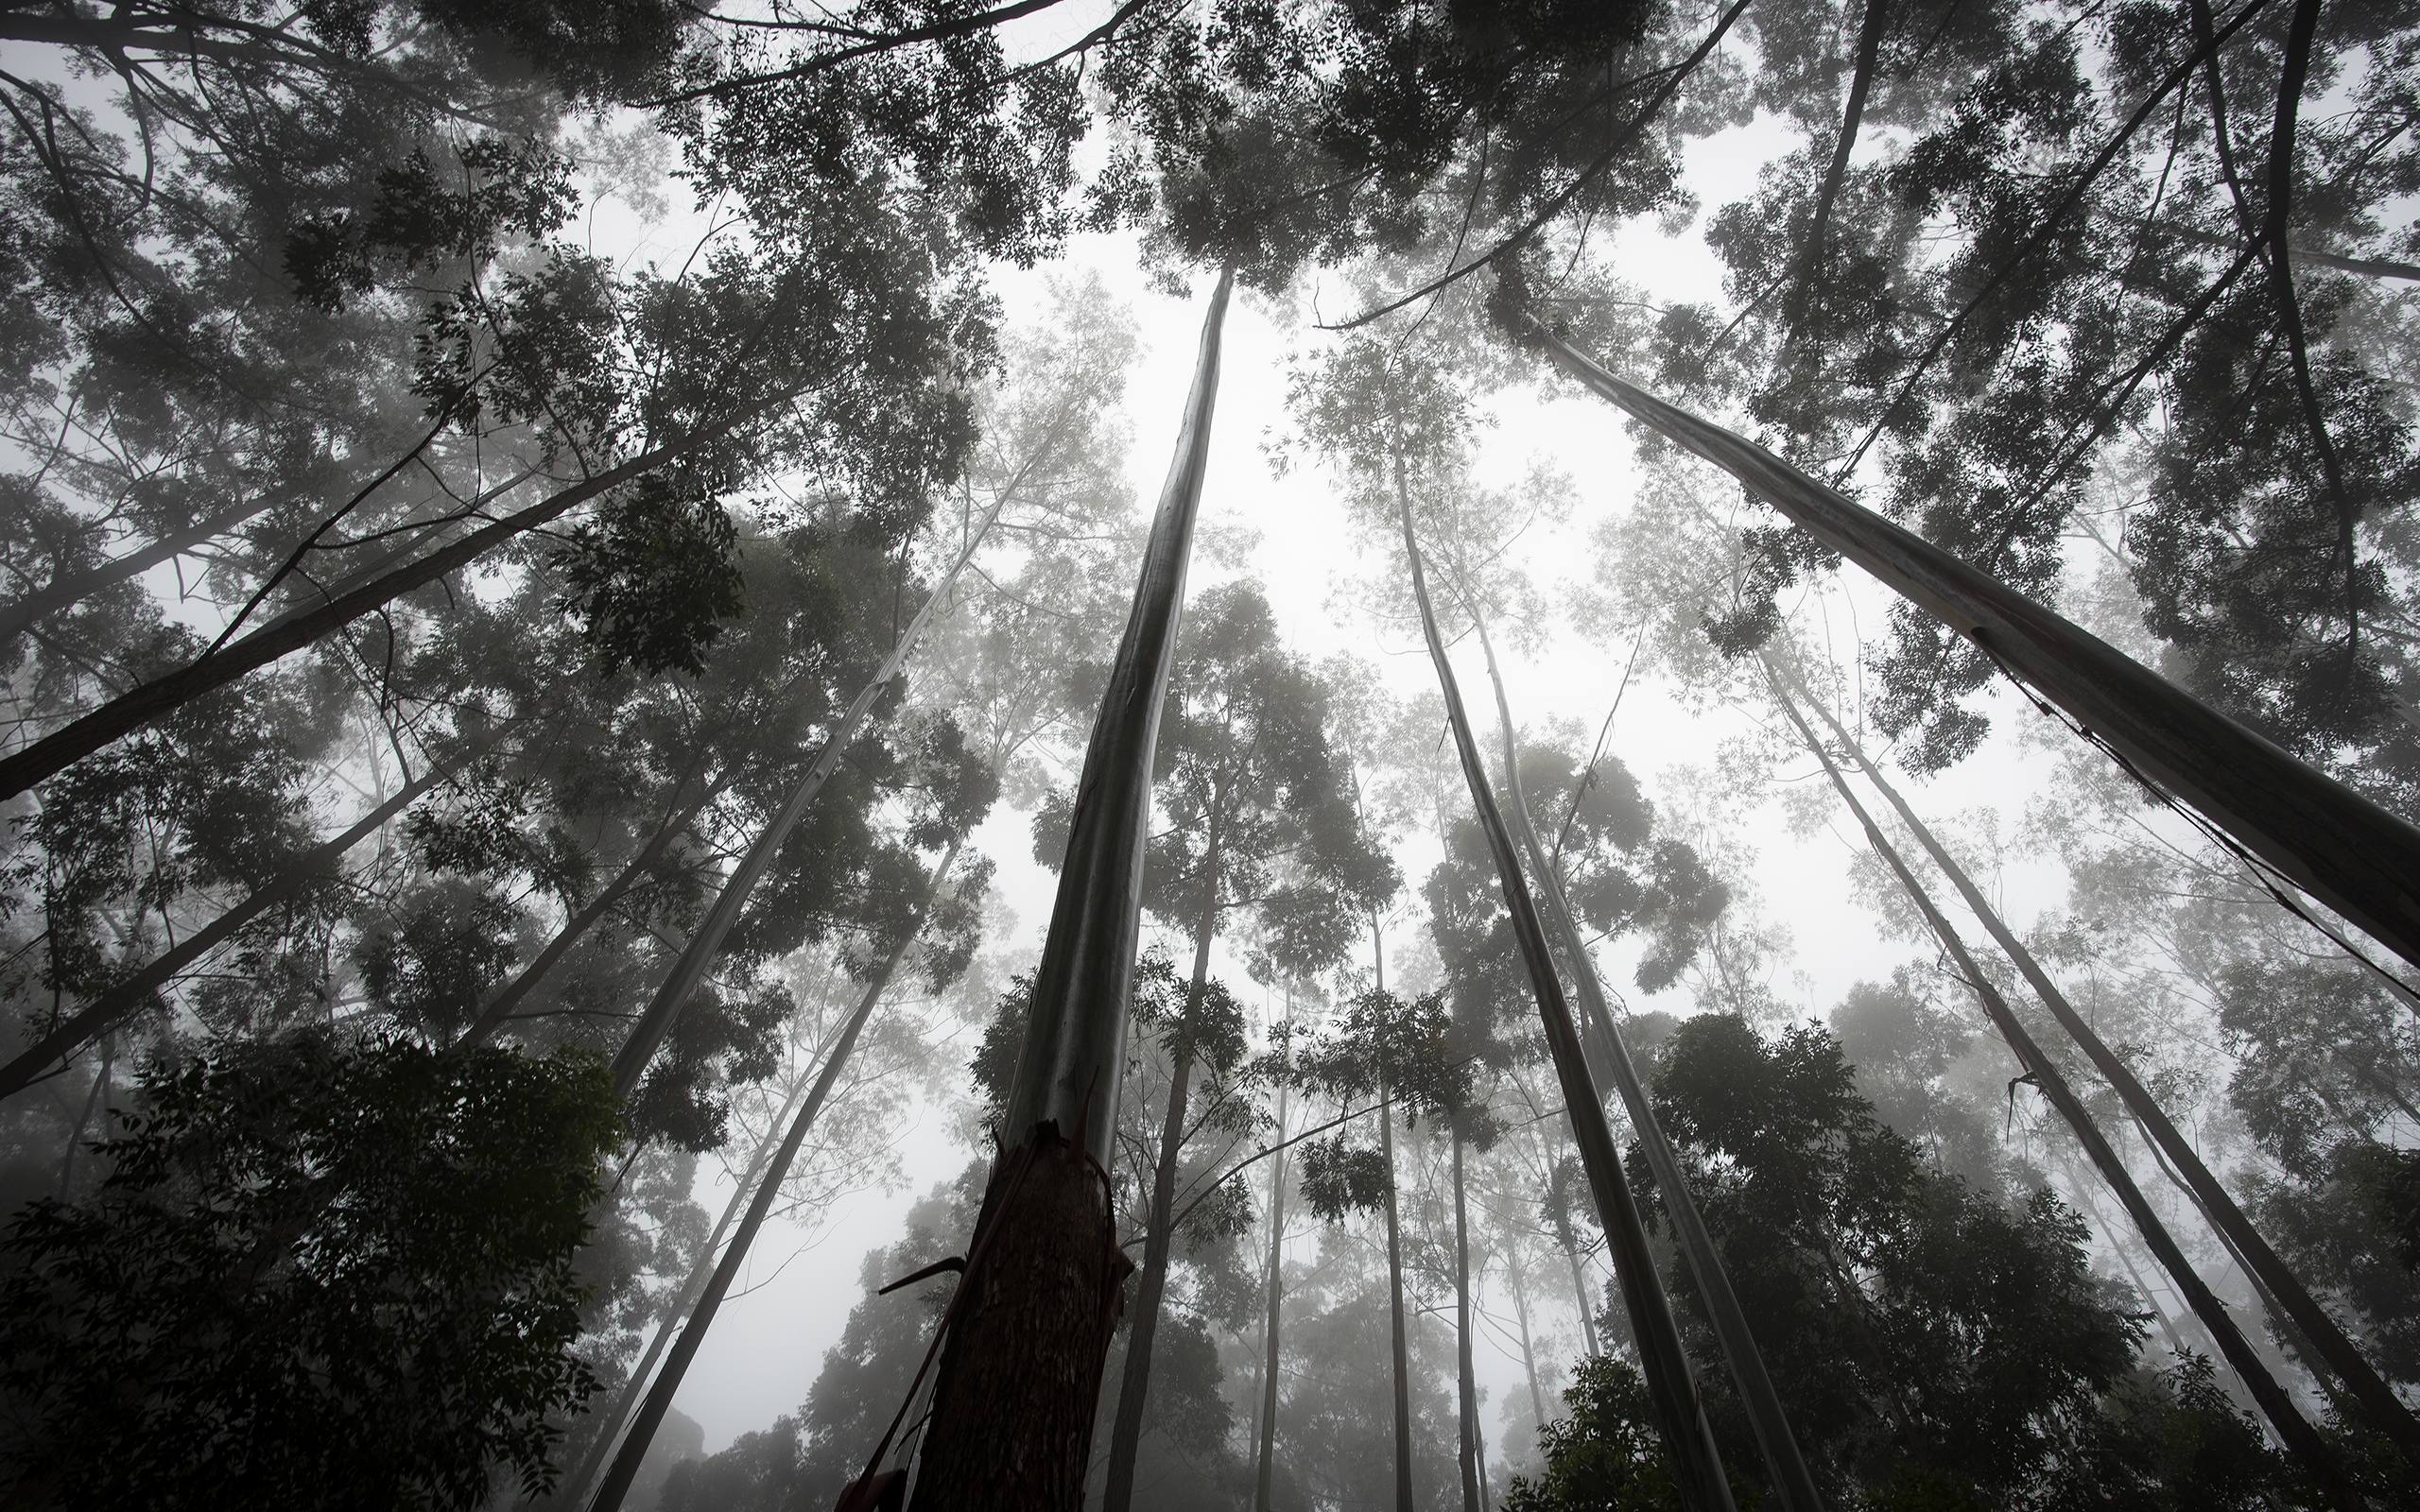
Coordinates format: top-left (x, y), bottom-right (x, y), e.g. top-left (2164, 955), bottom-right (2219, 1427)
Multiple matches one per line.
top-left (910, 1125), bottom-right (1129, 1512)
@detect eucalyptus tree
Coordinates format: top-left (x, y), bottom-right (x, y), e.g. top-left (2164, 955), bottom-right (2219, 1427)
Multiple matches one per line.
top-left (902, 269), bottom-right (1234, 1512)
top-left (1769, 674), bottom-right (2369, 1503)
top-left (1778, 657), bottom-right (2420, 1454)
top-left (1285, 315), bottom-right (1754, 1505)
top-left (1082, 577), bottom-right (1393, 1510)
top-left (1289, 985), bottom-right (1476, 1512)
top-left (582, 819), bottom-right (994, 1512)
top-left (1506, 1014), bottom-right (2296, 1510)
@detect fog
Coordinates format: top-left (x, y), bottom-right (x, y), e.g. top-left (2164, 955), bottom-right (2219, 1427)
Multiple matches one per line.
top-left (0, 3), bottom-right (2412, 1511)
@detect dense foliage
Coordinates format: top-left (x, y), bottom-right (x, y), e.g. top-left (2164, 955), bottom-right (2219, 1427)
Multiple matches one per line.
top-left (1, 0), bottom-right (2416, 1503)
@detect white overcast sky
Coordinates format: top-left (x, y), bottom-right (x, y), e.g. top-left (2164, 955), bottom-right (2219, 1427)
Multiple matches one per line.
top-left (658, 98), bottom-right (2098, 1459)
top-left (0, 12), bottom-right (2168, 1472)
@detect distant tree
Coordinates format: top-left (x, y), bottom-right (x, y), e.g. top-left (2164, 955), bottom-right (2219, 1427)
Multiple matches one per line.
top-left (1290, 985), bottom-right (1475, 1512)
top-left (1552, 1013), bottom-right (2298, 1508)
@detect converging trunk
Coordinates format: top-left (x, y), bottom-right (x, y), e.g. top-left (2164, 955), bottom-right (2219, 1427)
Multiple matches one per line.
top-left (1451, 1120), bottom-right (1483, 1512)
top-left (0, 732), bottom-right (496, 1100)
top-left (1380, 1071), bottom-right (1416, 1512)
top-left (584, 841), bottom-right (963, 1512)
top-left (1474, 611), bottom-right (1821, 1511)
top-left (1253, 1080), bottom-right (1289, 1512)
top-left (1530, 325), bottom-right (2420, 976)
top-left (908, 267), bottom-right (1233, 1512)
top-left (1772, 673), bottom-right (2360, 1509)
top-left (1782, 663), bottom-right (2420, 1453)
top-left (1395, 464), bottom-right (1737, 1512)
top-left (1102, 819), bottom-right (1224, 1512)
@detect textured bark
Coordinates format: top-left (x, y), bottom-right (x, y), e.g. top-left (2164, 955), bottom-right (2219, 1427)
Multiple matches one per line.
top-left (1506, 1259), bottom-right (1549, 1440)
top-left (1534, 324), bottom-right (2420, 976)
top-left (911, 267), bottom-right (1232, 1506)
top-left (1774, 676), bottom-right (2358, 1508)
top-left (463, 782), bottom-right (720, 1050)
top-left (607, 490), bottom-right (1013, 1100)
top-left (1790, 673), bottom-right (2420, 1452)
top-left (0, 402), bottom-right (785, 805)
top-left (1397, 470), bottom-right (1736, 1511)
top-left (907, 1125), bottom-right (1127, 1512)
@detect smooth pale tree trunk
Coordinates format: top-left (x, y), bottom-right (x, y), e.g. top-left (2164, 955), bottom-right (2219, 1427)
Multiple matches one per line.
top-left (1380, 1074), bottom-right (1416, 1512)
top-left (1787, 668), bottom-right (2420, 1452)
top-left (2130, 1111), bottom-right (2344, 1417)
top-left (1395, 467), bottom-right (1737, 1512)
top-left (547, 1017), bottom-right (832, 1511)
top-left (1553, 1197), bottom-right (1600, 1358)
top-left (0, 387), bottom-right (799, 804)
top-left (1102, 817), bottom-right (1224, 1511)
top-left (909, 267), bottom-right (1232, 1512)
top-left (1507, 1256), bottom-right (1549, 1442)
top-left (1772, 676), bottom-right (2359, 1507)
top-left (1532, 325), bottom-right (2420, 977)
top-left (1473, 613), bottom-right (1822, 1512)
top-left (0, 738), bottom-right (488, 1099)
top-left (1253, 1081), bottom-right (1289, 1512)
top-left (1789, 0), bottom-right (1889, 330)
top-left (606, 487), bottom-right (1013, 1101)
top-left (1369, 921), bottom-right (1416, 1512)
top-left (1451, 1121), bottom-right (1483, 1512)
top-left (586, 842), bottom-right (960, 1512)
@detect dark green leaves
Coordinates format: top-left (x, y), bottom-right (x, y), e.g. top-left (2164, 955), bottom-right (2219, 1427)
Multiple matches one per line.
top-left (0, 1034), bottom-right (621, 1510)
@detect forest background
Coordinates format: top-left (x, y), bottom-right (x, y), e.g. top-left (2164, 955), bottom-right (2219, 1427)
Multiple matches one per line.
top-left (0, 0), bottom-right (2412, 1507)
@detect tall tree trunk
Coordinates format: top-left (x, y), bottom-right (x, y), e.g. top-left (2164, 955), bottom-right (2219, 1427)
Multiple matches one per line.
top-left (0, 388), bottom-right (796, 804)
top-left (1102, 819), bottom-right (1224, 1512)
top-left (1787, 0), bottom-right (1889, 334)
top-left (458, 781), bottom-right (722, 1049)
top-left (547, 1012), bottom-right (834, 1510)
top-left (1549, 1186), bottom-right (1601, 1359)
top-left (1380, 1071), bottom-right (1416, 1512)
top-left (586, 841), bottom-right (961, 1512)
top-left (606, 485), bottom-right (1015, 1101)
top-left (1530, 324), bottom-right (2420, 976)
top-left (1473, 612), bottom-right (1822, 1512)
top-left (1394, 465), bottom-right (1737, 1512)
top-left (1786, 666), bottom-right (2420, 1452)
top-left (1771, 673), bottom-right (2359, 1507)
top-left (1452, 1120), bottom-right (1484, 1512)
top-left (1253, 1081), bottom-right (1289, 1512)
top-left (909, 267), bottom-right (1233, 1512)
top-left (0, 498), bottom-right (267, 644)
top-left (1506, 1255), bottom-right (1549, 1444)
top-left (0, 737), bottom-right (487, 1099)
